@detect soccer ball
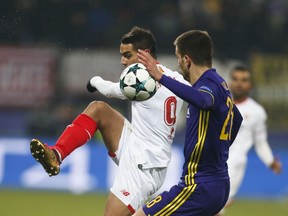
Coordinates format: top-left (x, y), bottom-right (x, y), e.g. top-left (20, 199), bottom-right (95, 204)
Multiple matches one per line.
top-left (120, 63), bottom-right (157, 101)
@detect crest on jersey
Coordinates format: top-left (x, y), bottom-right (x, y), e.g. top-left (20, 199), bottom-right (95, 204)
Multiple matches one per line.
top-left (221, 81), bottom-right (229, 90)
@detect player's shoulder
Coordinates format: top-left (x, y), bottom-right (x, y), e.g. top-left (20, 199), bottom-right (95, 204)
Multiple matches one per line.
top-left (245, 98), bottom-right (267, 117)
top-left (158, 64), bottom-right (176, 75)
top-left (158, 64), bottom-right (190, 85)
top-left (199, 68), bottom-right (226, 86)
top-left (197, 69), bottom-right (228, 93)
top-left (246, 98), bottom-right (264, 110)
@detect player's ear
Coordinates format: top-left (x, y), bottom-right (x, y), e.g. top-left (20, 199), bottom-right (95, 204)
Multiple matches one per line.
top-left (184, 55), bottom-right (191, 69)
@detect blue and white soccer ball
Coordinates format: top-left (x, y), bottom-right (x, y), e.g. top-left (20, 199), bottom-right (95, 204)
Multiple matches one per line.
top-left (120, 63), bottom-right (157, 101)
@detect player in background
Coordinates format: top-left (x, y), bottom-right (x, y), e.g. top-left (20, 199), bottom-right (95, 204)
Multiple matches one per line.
top-left (216, 65), bottom-right (282, 215)
top-left (134, 30), bottom-right (243, 216)
top-left (30, 26), bottom-right (189, 216)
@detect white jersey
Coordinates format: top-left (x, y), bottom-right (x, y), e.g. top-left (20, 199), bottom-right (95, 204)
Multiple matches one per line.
top-left (91, 64), bottom-right (190, 168)
top-left (228, 97), bottom-right (274, 169)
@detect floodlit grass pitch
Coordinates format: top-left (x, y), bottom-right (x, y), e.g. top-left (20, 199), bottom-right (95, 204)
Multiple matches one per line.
top-left (1, 189), bottom-right (287, 216)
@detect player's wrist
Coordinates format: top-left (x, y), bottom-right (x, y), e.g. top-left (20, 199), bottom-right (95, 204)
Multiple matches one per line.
top-left (154, 72), bottom-right (163, 81)
top-left (158, 74), bottom-right (167, 84)
top-left (86, 77), bottom-right (98, 93)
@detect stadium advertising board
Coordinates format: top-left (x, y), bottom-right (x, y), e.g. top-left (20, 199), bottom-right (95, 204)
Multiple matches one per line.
top-left (0, 138), bottom-right (287, 198)
top-left (0, 47), bottom-right (57, 107)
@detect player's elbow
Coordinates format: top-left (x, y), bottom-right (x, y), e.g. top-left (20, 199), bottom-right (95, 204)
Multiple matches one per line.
top-left (196, 98), bottom-right (214, 110)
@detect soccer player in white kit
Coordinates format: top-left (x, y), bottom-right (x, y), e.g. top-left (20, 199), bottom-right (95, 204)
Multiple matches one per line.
top-left (29, 26), bottom-right (189, 216)
top-left (217, 65), bottom-right (282, 215)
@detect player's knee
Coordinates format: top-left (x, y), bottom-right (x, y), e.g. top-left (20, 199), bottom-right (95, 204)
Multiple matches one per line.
top-left (89, 100), bottom-right (109, 110)
top-left (85, 101), bottom-right (110, 121)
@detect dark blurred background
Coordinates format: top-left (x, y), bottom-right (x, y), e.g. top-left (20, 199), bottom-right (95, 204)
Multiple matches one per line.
top-left (1, 0), bottom-right (288, 57)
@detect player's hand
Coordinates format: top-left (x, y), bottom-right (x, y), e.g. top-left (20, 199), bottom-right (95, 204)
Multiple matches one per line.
top-left (86, 78), bottom-right (97, 93)
top-left (137, 49), bottom-right (163, 81)
top-left (270, 158), bottom-right (282, 174)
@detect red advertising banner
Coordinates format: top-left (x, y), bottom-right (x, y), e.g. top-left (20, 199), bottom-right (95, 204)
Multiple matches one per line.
top-left (0, 47), bottom-right (57, 107)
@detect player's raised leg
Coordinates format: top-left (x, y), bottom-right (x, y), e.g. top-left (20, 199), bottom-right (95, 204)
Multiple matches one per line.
top-left (82, 101), bottom-right (124, 154)
top-left (104, 193), bottom-right (132, 216)
top-left (30, 100), bottom-right (124, 176)
top-left (133, 208), bottom-right (145, 216)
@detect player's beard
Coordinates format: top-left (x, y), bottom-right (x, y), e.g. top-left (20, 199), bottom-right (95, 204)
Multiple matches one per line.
top-left (231, 90), bottom-right (249, 101)
top-left (183, 71), bottom-right (190, 82)
top-left (178, 62), bottom-right (190, 82)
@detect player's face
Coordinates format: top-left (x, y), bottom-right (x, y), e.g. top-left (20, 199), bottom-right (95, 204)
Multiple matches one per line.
top-left (120, 43), bottom-right (138, 68)
top-left (229, 70), bottom-right (252, 101)
top-left (175, 47), bottom-right (190, 81)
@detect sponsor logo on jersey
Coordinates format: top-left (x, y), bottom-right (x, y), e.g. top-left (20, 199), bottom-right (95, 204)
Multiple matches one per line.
top-left (199, 86), bottom-right (213, 93)
top-left (121, 189), bottom-right (130, 196)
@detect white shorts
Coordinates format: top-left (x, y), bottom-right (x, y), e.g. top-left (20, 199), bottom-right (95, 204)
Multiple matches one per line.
top-left (109, 119), bottom-right (167, 212)
top-left (228, 161), bottom-right (246, 199)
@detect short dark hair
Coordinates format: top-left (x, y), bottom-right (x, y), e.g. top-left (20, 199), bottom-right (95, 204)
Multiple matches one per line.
top-left (121, 26), bottom-right (157, 59)
top-left (230, 65), bottom-right (250, 78)
top-left (174, 30), bottom-right (213, 67)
